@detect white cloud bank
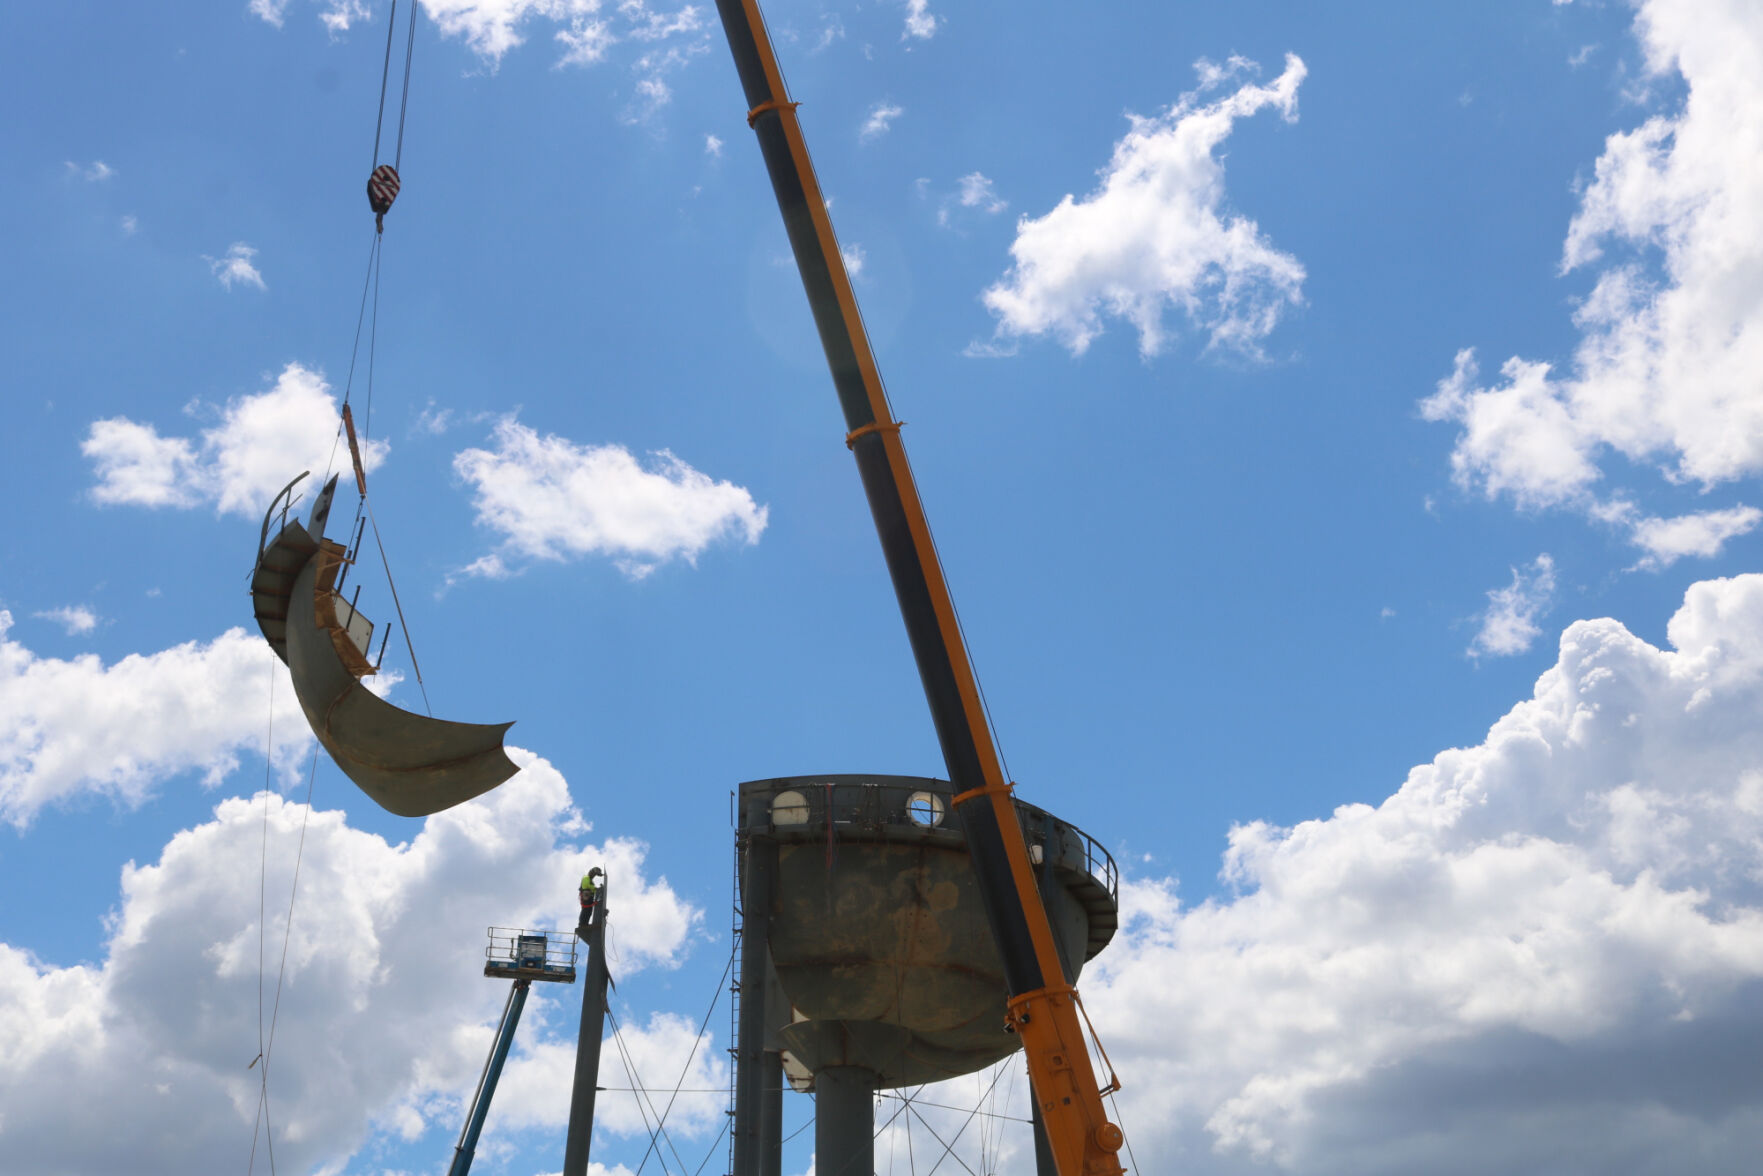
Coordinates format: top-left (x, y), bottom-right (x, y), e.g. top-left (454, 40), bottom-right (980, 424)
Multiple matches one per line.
top-left (1082, 572), bottom-right (1763, 1173)
top-left (82, 362), bottom-right (386, 518)
top-left (0, 612), bottom-right (309, 827)
top-left (452, 417), bottom-right (768, 580)
top-left (0, 751), bottom-right (701, 1176)
top-left (976, 54), bottom-right (1306, 360)
top-left (1423, 0), bottom-right (1763, 564)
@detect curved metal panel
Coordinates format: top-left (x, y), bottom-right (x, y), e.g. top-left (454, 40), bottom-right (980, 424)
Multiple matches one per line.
top-left (283, 540), bottom-right (518, 818)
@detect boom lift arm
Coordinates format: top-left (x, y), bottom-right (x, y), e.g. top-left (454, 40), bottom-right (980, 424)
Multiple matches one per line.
top-left (710, 5), bottom-right (1126, 1172)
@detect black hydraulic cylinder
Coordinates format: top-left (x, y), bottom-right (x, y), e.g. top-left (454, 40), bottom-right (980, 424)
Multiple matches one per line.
top-left (732, 801), bottom-right (777, 1176)
top-left (814, 1066), bottom-right (876, 1176)
top-left (448, 979), bottom-right (531, 1176)
top-left (562, 888), bottom-right (611, 1176)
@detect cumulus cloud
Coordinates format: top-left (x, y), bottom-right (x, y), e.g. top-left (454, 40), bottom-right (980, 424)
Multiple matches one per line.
top-left (1078, 573), bottom-right (1763, 1172)
top-left (82, 362), bottom-right (387, 517)
top-left (977, 54), bottom-right (1307, 359)
top-left (1470, 553), bottom-right (1558, 658)
top-left (1423, 0), bottom-right (1763, 561)
top-left (0, 612), bottom-right (309, 826)
top-left (704, 132), bottom-right (724, 158)
top-left (0, 751), bottom-right (701, 1175)
top-left (206, 242), bottom-right (266, 291)
top-left (860, 101), bottom-right (904, 142)
top-left (902, 0), bottom-right (938, 41)
top-left (452, 417), bottom-right (767, 580)
top-left (33, 605), bottom-right (98, 636)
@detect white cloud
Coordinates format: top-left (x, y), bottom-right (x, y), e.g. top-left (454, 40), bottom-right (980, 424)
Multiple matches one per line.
top-left (704, 132), bottom-right (723, 158)
top-left (860, 101), bottom-right (904, 142)
top-left (82, 362), bottom-right (387, 517)
top-left (120, 213), bottom-right (137, 235)
top-left (623, 2), bottom-right (703, 42)
top-left (811, 15), bottom-right (845, 54)
top-left (1470, 553), bottom-right (1557, 658)
top-left (0, 751), bottom-right (701, 1175)
top-left (1626, 504), bottom-right (1763, 568)
top-left (0, 613), bottom-right (309, 826)
top-left (938, 171), bottom-right (1009, 228)
top-left (65, 160), bottom-right (115, 182)
top-left (452, 417), bottom-right (768, 580)
top-left (556, 14), bottom-right (616, 67)
top-left (205, 242), bottom-right (266, 291)
top-left (956, 171), bottom-right (1006, 214)
top-left (1424, 0), bottom-right (1763, 553)
top-left (32, 606), bottom-right (98, 636)
top-left (1081, 572), bottom-right (1763, 1172)
top-left (902, 0), bottom-right (937, 41)
top-left (977, 54), bottom-right (1307, 359)
top-left (840, 241), bottom-right (866, 278)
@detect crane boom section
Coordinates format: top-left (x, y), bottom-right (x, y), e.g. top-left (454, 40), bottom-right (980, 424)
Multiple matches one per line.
top-left (711, 4), bottom-right (1126, 1172)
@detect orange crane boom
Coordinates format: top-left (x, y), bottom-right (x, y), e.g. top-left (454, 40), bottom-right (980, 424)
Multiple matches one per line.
top-left (710, 4), bottom-right (1128, 1172)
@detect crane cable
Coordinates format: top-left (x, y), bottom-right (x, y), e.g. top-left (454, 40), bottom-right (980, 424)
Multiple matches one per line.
top-left (246, 656), bottom-right (323, 1176)
top-left (326, 0), bottom-right (433, 714)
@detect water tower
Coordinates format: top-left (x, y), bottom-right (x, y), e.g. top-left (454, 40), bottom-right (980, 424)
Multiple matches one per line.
top-left (730, 775), bottom-right (1119, 1176)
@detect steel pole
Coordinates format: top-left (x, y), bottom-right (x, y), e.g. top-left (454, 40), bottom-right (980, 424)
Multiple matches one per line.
top-left (562, 887), bottom-right (611, 1176)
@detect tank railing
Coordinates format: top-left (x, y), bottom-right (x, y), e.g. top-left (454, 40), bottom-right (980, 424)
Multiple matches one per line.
top-left (1017, 799), bottom-right (1119, 902)
top-left (484, 927), bottom-right (578, 970)
top-left (751, 780), bottom-right (1119, 903)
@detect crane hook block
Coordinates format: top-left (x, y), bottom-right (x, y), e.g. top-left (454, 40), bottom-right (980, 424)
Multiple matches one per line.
top-left (367, 164), bottom-right (401, 217)
top-left (249, 472), bottom-right (519, 817)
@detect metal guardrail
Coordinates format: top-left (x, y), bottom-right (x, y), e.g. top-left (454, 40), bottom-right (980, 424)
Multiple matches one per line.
top-left (749, 779), bottom-right (1119, 904)
top-left (484, 927), bottom-right (578, 971)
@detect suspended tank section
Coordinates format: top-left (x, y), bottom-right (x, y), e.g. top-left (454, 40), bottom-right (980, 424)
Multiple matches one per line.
top-left (732, 775), bottom-right (1119, 1176)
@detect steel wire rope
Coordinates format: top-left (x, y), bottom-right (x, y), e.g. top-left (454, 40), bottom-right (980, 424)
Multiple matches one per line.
top-left (910, 1060), bottom-right (1011, 1176)
top-left (876, 1094), bottom-right (1029, 1127)
top-left (369, 0), bottom-right (398, 169)
top-left (607, 1007), bottom-right (691, 1175)
top-left (392, 0), bottom-right (417, 171)
top-left (245, 655), bottom-right (278, 1176)
top-left (623, 945), bottom-right (736, 1175)
top-left (245, 744), bottom-right (320, 1176)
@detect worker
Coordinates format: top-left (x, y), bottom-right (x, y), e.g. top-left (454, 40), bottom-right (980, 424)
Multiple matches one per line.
top-left (577, 866), bottom-right (604, 932)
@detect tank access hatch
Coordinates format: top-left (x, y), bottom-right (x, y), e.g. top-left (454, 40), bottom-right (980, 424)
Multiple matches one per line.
top-left (251, 472), bottom-right (518, 817)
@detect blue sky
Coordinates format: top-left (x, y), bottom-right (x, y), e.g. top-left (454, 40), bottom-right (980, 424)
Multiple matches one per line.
top-left (4, 1), bottom-right (1763, 1173)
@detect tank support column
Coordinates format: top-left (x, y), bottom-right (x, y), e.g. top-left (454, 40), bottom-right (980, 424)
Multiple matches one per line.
top-left (760, 1049), bottom-right (782, 1176)
top-left (563, 883), bottom-right (611, 1176)
top-left (448, 979), bottom-right (531, 1176)
top-left (1031, 1084), bottom-right (1058, 1175)
top-left (733, 800), bottom-right (777, 1176)
top-left (815, 1066), bottom-right (876, 1176)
